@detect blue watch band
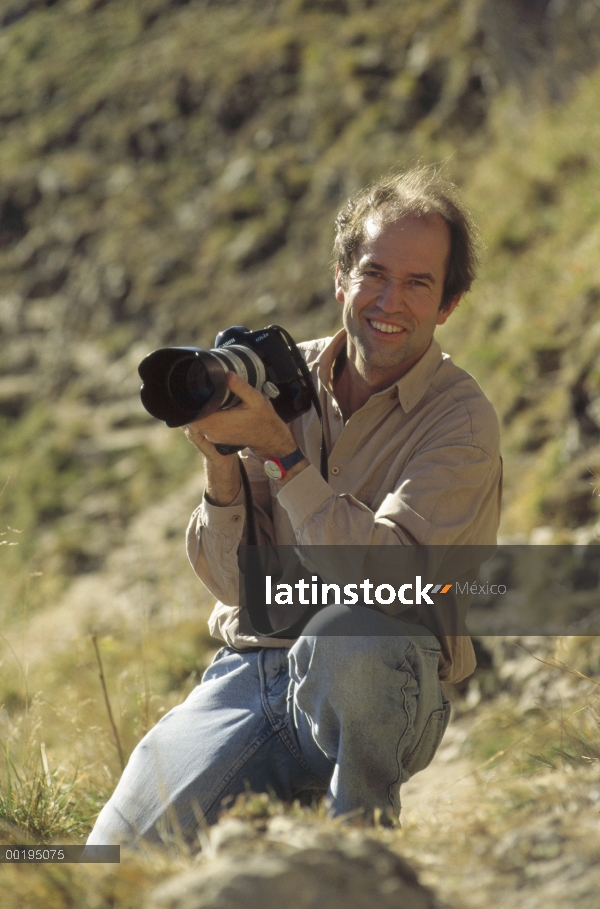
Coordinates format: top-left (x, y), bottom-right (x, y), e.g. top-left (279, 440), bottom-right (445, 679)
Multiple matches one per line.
top-left (278, 447), bottom-right (305, 471)
top-left (263, 447), bottom-right (305, 480)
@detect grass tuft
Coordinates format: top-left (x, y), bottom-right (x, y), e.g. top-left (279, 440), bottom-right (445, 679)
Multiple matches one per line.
top-left (0, 740), bottom-right (91, 842)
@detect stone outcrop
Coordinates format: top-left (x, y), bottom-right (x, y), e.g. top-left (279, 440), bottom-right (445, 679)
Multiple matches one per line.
top-left (148, 817), bottom-right (442, 909)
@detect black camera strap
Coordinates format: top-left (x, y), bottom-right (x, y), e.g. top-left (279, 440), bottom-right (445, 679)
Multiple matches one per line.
top-left (239, 326), bottom-right (328, 638)
top-left (274, 325), bottom-right (328, 482)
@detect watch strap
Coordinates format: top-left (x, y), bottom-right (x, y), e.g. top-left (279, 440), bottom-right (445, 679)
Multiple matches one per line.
top-left (264, 447), bottom-right (305, 479)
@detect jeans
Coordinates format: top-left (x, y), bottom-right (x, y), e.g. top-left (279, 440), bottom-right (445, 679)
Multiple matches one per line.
top-left (87, 604), bottom-right (451, 846)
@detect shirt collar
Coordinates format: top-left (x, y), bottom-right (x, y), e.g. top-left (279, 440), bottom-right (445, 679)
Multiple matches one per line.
top-left (316, 330), bottom-right (443, 414)
top-left (316, 329), bottom-right (347, 394)
top-left (395, 339), bottom-right (443, 413)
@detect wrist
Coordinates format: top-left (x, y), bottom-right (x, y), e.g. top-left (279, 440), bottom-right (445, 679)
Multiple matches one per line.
top-left (204, 457), bottom-right (241, 506)
top-left (251, 426), bottom-right (297, 461)
top-left (273, 458), bottom-right (309, 486)
top-left (204, 484), bottom-right (242, 506)
top-left (263, 446), bottom-right (307, 481)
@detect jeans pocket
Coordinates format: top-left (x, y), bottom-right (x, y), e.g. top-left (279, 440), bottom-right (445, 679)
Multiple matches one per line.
top-left (201, 646), bottom-right (242, 683)
top-left (402, 699), bottom-right (451, 776)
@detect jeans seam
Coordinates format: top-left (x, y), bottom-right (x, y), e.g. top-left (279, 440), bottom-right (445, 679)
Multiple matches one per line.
top-left (279, 723), bottom-right (330, 787)
top-left (258, 651), bottom-right (327, 785)
top-left (201, 724), bottom-right (278, 822)
top-left (388, 659), bottom-right (419, 810)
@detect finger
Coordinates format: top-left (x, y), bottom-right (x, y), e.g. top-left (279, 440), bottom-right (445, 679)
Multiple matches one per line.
top-left (225, 370), bottom-right (264, 405)
top-left (182, 422), bottom-right (203, 438)
top-left (183, 424), bottom-right (211, 447)
top-left (183, 426), bottom-right (225, 460)
top-left (184, 416), bottom-right (208, 432)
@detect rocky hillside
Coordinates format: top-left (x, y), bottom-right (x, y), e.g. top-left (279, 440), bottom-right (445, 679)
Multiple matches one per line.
top-left (2, 634), bottom-right (599, 909)
top-left (1, 6), bottom-right (600, 908)
top-left (2, 0), bottom-right (600, 618)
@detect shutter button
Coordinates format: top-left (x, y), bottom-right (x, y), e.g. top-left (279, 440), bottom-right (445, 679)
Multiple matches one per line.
top-left (331, 466), bottom-right (340, 475)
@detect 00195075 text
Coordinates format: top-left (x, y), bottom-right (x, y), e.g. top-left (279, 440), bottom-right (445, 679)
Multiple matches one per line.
top-left (0, 846), bottom-right (120, 863)
top-left (3, 848), bottom-right (65, 862)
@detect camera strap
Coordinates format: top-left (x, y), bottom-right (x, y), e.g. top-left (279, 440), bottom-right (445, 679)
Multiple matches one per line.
top-left (274, 325), bottom-right (329, 482)
top-left (239, 327), bottom-right (329, 638)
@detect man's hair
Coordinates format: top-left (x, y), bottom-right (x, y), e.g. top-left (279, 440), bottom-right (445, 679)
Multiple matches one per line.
top-left (333, 167), bottom-right (480, 309)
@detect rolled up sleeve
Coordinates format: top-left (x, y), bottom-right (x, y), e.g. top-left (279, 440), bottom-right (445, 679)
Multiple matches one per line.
top-left (276, 443), bottom-right (501, 548)
top-left (186, 496), bottom-right (246, 606)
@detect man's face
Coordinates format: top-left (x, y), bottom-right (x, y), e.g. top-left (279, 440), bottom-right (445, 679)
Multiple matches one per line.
top-left (335, 213), bottom-right (461, 388)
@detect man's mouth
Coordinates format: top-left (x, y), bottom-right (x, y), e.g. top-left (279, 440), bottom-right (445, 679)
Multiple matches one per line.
top-left (368, 319), bottom-right (406, 334)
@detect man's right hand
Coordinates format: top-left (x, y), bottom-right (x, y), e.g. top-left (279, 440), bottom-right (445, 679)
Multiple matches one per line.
top-left (182, 424), bottom-right (242, 507)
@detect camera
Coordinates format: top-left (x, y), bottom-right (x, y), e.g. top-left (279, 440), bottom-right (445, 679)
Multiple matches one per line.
top-left (138, 325), bottom-right (314, 453)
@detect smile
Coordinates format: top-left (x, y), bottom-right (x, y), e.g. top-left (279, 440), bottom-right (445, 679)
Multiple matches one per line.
top-left (368, 320), bottom-right (406, 334)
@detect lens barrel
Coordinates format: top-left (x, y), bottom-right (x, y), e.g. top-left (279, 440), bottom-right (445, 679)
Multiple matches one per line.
top-left (210, 345), bottom-right (266, 410)
top-left (138, 340), bottom-right (267, 427)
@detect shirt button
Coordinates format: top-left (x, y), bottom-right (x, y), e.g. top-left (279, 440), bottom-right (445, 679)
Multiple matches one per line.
top-left (232, 514), bottom-right (242, 523)
top-left (331, 466), bottom-right (340, 475)
top-left (333, 411), bottom-right (341, 421)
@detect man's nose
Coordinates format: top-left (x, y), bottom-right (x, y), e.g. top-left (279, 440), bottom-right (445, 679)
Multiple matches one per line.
top-left (377, 278), bottom-right (406, 311)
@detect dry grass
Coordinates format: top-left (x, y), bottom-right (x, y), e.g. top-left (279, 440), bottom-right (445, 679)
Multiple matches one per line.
top-left (0, 738), bottom-right (87, 842)
top-left (2, 2), bottom-right (600, 905)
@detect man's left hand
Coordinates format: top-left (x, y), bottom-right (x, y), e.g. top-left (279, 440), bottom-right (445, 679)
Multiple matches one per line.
top-left (185, 372), bottom-right (297, 460)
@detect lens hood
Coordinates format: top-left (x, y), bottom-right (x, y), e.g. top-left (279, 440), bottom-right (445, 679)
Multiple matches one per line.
top-left (138, 347), bottom-right (227, 427)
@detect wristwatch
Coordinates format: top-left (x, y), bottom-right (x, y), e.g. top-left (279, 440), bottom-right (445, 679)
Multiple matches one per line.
top-left (263, 447), bottom-right (305, 481)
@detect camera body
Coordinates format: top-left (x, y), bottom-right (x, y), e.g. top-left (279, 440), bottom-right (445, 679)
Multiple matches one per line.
top-left (138, 325), bottom-right (314, 452)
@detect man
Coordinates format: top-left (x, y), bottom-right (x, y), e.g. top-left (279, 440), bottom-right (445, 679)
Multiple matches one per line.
top-left (88, 169), bottom-right (501, 846)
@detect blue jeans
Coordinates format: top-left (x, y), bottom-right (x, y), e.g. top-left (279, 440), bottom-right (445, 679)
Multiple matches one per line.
top-left (87, 604), bottom-right (450, 846)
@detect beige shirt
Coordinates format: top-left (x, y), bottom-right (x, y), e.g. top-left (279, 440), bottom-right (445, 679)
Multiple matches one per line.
top-left (186, 331), bottom-right (502, 683)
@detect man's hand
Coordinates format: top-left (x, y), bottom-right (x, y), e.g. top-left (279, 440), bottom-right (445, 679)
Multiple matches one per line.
top-left (182, 423), bottom-right (241, 506)
top-left (182, 372), bottom-right (303, 504)
top-left (185, 372), bottom-right (298, 460)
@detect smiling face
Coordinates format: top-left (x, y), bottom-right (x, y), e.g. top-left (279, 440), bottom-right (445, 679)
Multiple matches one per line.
top-left (335, 212), bottom-right (461, 392)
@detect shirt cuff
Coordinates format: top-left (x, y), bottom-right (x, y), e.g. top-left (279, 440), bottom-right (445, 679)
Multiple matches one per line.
top-left (200, 488), bottom-right (246, 526)
top-left (276, 463), bottom-right (334, 530)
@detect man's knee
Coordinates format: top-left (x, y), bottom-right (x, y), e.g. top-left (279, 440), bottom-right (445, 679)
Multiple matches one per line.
top-left (299, 602), bottom-right (404, 638)
top-left (288, 612), bottom-right (422, 724)
top-left (291, 603), bottom-right (424, 682)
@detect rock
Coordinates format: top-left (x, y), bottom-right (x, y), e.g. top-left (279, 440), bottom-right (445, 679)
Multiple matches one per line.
top-left (148, 821), bottom-right (440, 909)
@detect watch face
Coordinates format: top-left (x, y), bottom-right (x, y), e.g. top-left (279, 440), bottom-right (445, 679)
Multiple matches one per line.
top-left (264, 459), bottom-right (283, 480)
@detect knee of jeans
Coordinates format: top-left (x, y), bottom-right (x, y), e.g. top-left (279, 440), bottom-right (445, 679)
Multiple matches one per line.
top-left (300, 602), bottom-right (408, 639)
top-left (292, 628), bottom-right (410, 690)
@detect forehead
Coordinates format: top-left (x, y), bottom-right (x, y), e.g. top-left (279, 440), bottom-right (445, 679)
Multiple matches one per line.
top-left (357, 213), bottom-right (451, 274)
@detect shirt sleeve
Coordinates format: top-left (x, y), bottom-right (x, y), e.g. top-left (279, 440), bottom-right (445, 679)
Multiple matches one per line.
top-left (276, 438), bottom-right (501, 548)
top-left (185, 447), bottom-right (276, 606)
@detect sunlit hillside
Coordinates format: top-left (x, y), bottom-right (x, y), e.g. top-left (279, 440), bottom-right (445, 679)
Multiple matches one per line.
top-left (1, 0), bottom-right (600, 614)
top-left (1, 2), bottom-right (600, 907)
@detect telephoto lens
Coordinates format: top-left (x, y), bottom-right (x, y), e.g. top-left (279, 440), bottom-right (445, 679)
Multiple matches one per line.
top-left (138, 343), bottom-right (264, 427)
top-left (138, 325), bottom-right (313, 430)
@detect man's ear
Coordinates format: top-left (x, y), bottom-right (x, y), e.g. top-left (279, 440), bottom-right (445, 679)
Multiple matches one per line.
top-left (436, 293), bottom-right (462, 325)
top-left (334, 266), bottom-right (346, 304)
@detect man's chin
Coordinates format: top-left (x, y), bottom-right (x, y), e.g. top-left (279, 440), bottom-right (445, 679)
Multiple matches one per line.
top-left (359, 343), bottom-right (414, 371)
